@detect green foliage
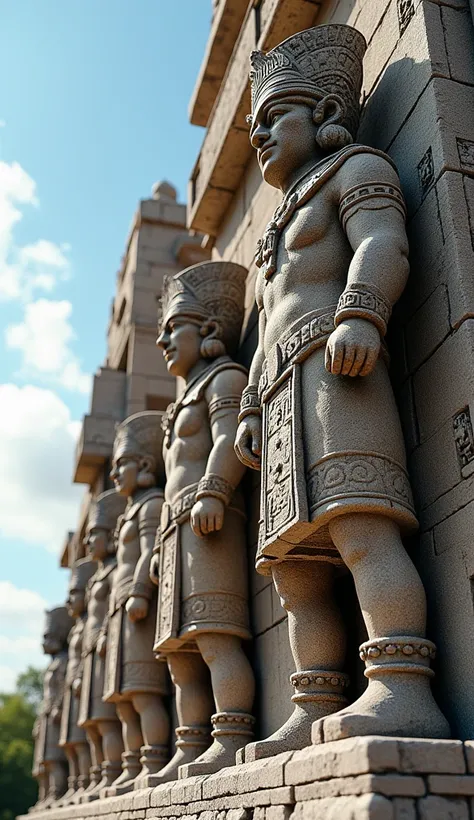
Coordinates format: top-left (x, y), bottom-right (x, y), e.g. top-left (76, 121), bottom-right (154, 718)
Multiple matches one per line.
top-left (0, 670), bottom-right (44, 819)
top-left (16, 666), bottom-right (44, 708)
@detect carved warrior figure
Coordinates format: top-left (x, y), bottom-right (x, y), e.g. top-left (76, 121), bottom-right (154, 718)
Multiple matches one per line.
top-left (235, 24), bottom-right (450, 758)
top-left (103, 412), bottom-right (170, 794)
top-left (153, 260), bottom-right (255, 780)
top-left (58, 558), bottom-right (95, 805)
top-left (77, 490), bottom-right (126, 802)
top-left (32, 606), bottom-right (73, 808)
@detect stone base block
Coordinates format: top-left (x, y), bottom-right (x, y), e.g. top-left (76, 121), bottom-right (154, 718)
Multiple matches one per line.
top-left (19, 737), bottom-right (474, 820)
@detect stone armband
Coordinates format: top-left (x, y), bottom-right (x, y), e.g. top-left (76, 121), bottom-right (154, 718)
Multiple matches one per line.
top-left (335, 283), bottom-right (392, 337)
top-left (238, 384), bottom-right (261, 423)
top-left (128, 581), bottom-right (154, 601)
top-left (196, 474), bottom-right (234, 506)
top-left (208, 395), bottom-right (242, 420)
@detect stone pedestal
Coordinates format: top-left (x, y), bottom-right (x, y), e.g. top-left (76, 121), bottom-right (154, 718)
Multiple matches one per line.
top-left (20, 737), bottom-right (474, 820)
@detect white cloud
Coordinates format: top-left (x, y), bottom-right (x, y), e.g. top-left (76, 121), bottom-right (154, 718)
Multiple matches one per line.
top-left (6, 299), bottom-right (91, 395)
top-left (0, 582), bottom-right (49, 692)
top-left (0, 384), bottom-right (84, 551)
top-left (0, 159), bottom-right (71, 301)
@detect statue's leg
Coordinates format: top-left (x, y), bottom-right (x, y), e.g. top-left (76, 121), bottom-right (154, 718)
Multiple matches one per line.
top-left (243, 560), bottom-right (348, 762)
top-left (47, 761), bottom-right (68, 804)
top-left (94, 720), bottom-right (123, 790)
top-left (32, 769), bottom-right (48, 809)
top-left (180, 634), bottom-right (255, 776)
top-left (313, 513), bottom-right (450, 742)
top-left (79, 726), bottom-right (103, 802)
top-left (103, 701), bottom-right (143, 794)
top-left (71, 742), bottom-right (91, 803)
top-left (149, 651), bottom-right (213, 784)
top-left (56, 747), bottom-right (78, 805)
top-left (131, 693), bottom-right (170, 783)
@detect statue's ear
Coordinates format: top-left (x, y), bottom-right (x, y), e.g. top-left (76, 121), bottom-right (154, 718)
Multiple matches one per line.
top-left (313, 94), bottom-right (352, 151)
top-left (200, 319), bottom-right (226, 359)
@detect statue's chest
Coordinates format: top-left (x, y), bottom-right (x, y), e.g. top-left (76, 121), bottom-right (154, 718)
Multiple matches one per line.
top-left (281, 199), bottom-right (329, 252)
top-left (173, 402), bottom-right (205, 442)
top-left (120, 518), bottom-right (138, 545)
top-left (92, 578), bottom-right (109, 603)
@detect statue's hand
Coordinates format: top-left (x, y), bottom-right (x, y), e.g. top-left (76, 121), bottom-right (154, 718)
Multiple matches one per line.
top-left (72, 677), bottom-right (82, 697)
top-left (325, 318), bottom-right (381, 377)
top-left (51, 706), bottom-right (61, 724)
top-left (234, 415), bottom-right (262, 470)
top-left (97, 634), bottom-right (107, 657)
top-left (191, 497), bottom-right (225, 537)
top-left (149, 554), bottom-right (160, 587)
top-left (126, 595), bottom-right (149, 622)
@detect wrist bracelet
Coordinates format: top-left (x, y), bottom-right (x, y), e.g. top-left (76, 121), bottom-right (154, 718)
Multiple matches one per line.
top-left (128, 582), bottom-right (153, 601)
top-left (238, 385), bottom-right (261, 423)
top-left (335, 283), bottom-right (392, 337)
top-left (196, 474), bottom-right (234, 506)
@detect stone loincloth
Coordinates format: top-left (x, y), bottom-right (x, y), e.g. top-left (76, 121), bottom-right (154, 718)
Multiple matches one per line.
top-left (103, 580), bottom-right (168, 702)
top-left (154, 483), bottom-right (250, 655)
top-left (256, 307), bottom-right (418, 575)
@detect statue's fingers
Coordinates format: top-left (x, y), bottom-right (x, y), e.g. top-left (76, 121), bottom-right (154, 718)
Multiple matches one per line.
top-left (348, 347), bottom-right (367, 377)
top-left (341, 347), bottom-right (356, 376)
top-left (252, 431), bottom-right (261, 456)
top-left (200, 514), bottom-right (209, 535)
top-left (324, 342), bottom-right (332, 372)
top-left (359, 348), bottom-right (378, 377)
top-left (330, 343), bottom-right (345, 375)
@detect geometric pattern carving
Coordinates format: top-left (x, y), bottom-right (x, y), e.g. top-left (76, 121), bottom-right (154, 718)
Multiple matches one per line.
top-left (457, 138), bottom-right (474, 170)
top-left (398, 0), bottom-right (415, 35)
top-left (418, 147), bottom-right (435, 199)
top-left (453, 406), bottom-right (474, 477)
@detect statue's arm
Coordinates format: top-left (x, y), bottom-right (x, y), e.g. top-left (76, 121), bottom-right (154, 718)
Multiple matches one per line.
top-left (126, 497), bottom-right (161, 621)
top-left (235, 291), bottom-right (265, 470)
top-left (190, 369), bottom-right (248, 537)
top-left (326, 153), bottom-right (409, 378)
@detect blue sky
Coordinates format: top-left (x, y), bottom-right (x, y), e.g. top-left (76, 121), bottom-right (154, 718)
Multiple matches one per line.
top-left (0, 0), bottom-right (211, 689)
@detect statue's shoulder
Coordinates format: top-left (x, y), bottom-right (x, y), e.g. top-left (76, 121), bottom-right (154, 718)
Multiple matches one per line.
top-left (126, 488), bottom-right (163, 521)
top-left (205, 362), bottom-right (248, 399)
top-left (333, 145), bottom-right (401, 193)
top-left (137, 492), bottom-right (163, 521)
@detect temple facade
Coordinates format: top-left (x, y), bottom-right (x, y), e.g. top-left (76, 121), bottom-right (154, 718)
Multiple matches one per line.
top-left (23, 2), bottom-right (474, 819)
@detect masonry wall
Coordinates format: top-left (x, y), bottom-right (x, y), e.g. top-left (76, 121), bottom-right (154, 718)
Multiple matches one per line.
top-left (208, 0), bottom-right (474, 740)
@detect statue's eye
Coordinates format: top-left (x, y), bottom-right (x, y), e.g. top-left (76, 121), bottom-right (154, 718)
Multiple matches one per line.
top-left (269, 112), bottom-right (281, 125)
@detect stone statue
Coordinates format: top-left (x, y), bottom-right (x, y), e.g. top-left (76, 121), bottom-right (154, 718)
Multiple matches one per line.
top-left (235, 23), bottom-right (450, 758)
top-left (153, 260), bottom-right (255, 780)
top-left (103, 411), bottom-right (170, 794)
top-left (32, 606), bottom-right (73, 807)
top-left (58, 558), bottom-right (95, 804)
top-left (77, 491), bottom-right (126, 802)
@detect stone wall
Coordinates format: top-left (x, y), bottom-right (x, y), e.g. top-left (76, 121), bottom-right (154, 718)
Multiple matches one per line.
top-left (22, 737), bottom-right (474, 820)
top-left (208, 0), bottom-right (474, 740)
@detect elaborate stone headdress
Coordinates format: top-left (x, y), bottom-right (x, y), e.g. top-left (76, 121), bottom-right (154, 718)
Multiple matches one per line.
top-left (68, 557), bottom-right (96, 592)
top-left (248, 24), bottom-right (367, 139)
top-left (87, 489), bottom-right (127, 534)
top-left (113, 411), bottom-right (165, 485)
top-left (160, 261), bottom-right (247, 356)
top-left (44, 606), bottom-right (74, 646)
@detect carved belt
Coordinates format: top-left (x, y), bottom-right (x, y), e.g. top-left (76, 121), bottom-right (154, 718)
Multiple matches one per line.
top-left (161, 485), bottom-right (199, 534)
top-left (162, 482), bottom-right (246, 535)
top-left (112, 576), bottom-right (134, 611)
top-left (259, 308), bottom-right (336, 401)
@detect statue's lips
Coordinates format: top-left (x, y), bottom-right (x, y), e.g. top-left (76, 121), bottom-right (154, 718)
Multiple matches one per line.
top-left (259, 142), bottom-right (277, 163)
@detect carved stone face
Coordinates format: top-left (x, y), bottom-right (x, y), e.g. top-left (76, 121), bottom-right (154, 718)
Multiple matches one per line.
top-left (42, 631), bottom-right (61, 656)
top-left (110, 455), bottom-right (140, 497)
top-left (250, 101), bottom-right (320, 189)
top-left (86, 527), bottom-right (109, 561)
top-left (67, 589), bottom-right (85, 619)
top-left (156, 316), bottom-right (203, 379)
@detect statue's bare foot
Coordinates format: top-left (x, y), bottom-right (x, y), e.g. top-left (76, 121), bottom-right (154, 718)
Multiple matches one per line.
top-left (133, 745), bottom-right (169, 789)
top-left (313, 676), bottom-right (450, 744)
top-left (180, 713), bottom-right (255, 777)
top-left (144, 744), bottom-right (206, 785)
